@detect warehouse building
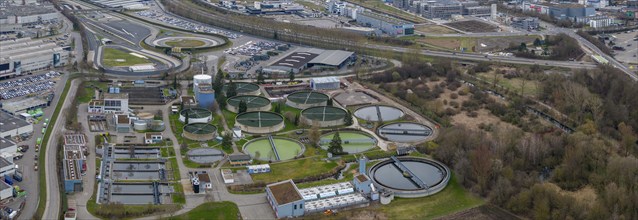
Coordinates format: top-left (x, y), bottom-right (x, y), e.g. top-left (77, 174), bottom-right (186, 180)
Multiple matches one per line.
top-left (0, 38), bottom-right (72, 78)
top-left (356, 11), bottom-right (414, 37)
top-left (310, 77), bottom-right (341, 90)
top-left (0, 181), bottom-right (12, 200)
top-left (0, 138), bottom-right (17, 155)
top-left (0, 111), bottom-right (33, 139)
top-left (1, 96), bottom-right (49, 114)
top-left (264, 48), bottom-right (354, 75)
top-left (0, 3), bottom-right (58, 26)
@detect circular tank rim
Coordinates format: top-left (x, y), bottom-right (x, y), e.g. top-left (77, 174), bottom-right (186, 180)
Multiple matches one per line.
top-left (182, 123), bottom-right (218, 134)
top-left (286, 91), bottom-right (330, 104)
top-left (242, 136), bottom-right (306, 161)
top-left (354, 104), bottom-right (405, 121)
top-left (368, 157), bottom-right (451, 196)
top-left (376, 122), bottom-right (433, 143)
top-left (300, 106), bottom-right (347, 121)
top-left (235, 111), bottom-right (284, 128)
top-left (226, 95), bottom-right (271, 108)
top-left (179, 107), bottom-right (213, 118)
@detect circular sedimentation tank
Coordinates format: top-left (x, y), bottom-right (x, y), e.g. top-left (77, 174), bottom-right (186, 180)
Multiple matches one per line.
top-left (187, 148), bottom-right (224, 164)
top-left (223, 82), bottom-right (260, 96)
top-left (369, 157), bottom-right (450, 198)
top-left (300, 106), bottom-right (347, 127)
top-left (243, 137), bottom-right (304, 161)
top-left (235, 111), bottom-right (284, 134)
top-left (179, 108), bottom-right (213, 124)
top-left (183, 123), bottom-right (218, 141)
top-left (354, 105), bottom-right (404, 122)
top-left (377, 122), bottom-right (433, 143)
top-left (319, 131), bottom-right (377, 154)
top-left (286, 91), bottom-right (329, 109)
top-left (226, 95), bottom-right (272, 113)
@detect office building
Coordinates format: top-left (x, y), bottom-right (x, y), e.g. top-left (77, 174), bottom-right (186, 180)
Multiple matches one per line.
top-left (266, 180), bottom-right (305, 218)
top-left (511, 17), bottom-right (540, 30)
top-left (522, 2), bottom-right (595, 20)
top-left (418, 0), bottom-right (463, 19)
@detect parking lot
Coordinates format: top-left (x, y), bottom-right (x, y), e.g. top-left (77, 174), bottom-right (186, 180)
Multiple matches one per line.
top-left (0, 71), bottom-right (60, 100)
top-left (136, 9), bottom-right (241, 39)
top-left (611, 31), bottom-right (638, 65)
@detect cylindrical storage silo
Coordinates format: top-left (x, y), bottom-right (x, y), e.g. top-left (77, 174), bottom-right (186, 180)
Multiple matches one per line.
top-left (133, 121), bottom-right (147, 131)
top-left (193, 74), bottom-right (212, 88)
top-left (149, 120), bottom-right (165, 131)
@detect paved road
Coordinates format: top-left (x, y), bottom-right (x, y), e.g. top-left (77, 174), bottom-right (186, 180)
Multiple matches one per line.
top-left (42, 78), bottom-right (80, 220)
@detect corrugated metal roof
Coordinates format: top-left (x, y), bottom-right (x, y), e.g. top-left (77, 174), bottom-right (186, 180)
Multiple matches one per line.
top-left (308, 50), bottom-right (353, 66)
top-left (311, 76), bottom-right (340, 84)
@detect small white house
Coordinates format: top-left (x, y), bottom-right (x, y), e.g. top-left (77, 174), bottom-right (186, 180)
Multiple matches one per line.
top-left (144, 132), bottom-right (163, 144)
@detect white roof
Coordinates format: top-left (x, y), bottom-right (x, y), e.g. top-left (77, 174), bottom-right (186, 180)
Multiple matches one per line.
top-left (308, 50), bottom-right (353, 66)
top-left (311, 76), bottom-right (340, 84)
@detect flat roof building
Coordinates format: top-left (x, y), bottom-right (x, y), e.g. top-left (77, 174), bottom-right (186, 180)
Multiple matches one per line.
top-left (266, 180), bottom-right (305, 218)
top-left (264, 48), bottom-right (354, 74)
top-left (310, 77), bottom-right (340, 90)
top-left (0, 137), bottom-right (17, 155)
top-left (356, 11), bottom-right (415, 36)
top-left (0, 111), bottom-right (33, 139)
top-left (0, 38), bottom-right (72, 78)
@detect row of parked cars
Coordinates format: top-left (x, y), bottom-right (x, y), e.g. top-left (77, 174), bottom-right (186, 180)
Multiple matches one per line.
top-left (136, 10), bottom-right (241, 39)
top-left (0, 71), bottom-right (60, 100)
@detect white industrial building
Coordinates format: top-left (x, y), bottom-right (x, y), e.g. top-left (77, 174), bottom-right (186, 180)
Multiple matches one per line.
top-left (0, 180), bottom-right (12, 200)
top-left (88, 93), bottom-right (129, 113)
top-left (0, 38), bottom-right (72, 78)
top-left (0, 4), bottom-right (58, 25)
top-left (310, 77), bottom-right (341, 90)
top-left (0, 138), bottom-right (18, 155)
top-left (0, 111), bottom-right (33, 139)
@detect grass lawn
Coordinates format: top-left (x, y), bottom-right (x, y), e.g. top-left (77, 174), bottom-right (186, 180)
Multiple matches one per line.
top-left (222, 109), bottom-right (236, 128)
top-left (414, 25), bottom-right (459, 34)
top-left (167, 202), bottom-right (240, 220)
top-left (164, 39), bottom-right (206, 48)
top-left (102, 47), bottom-right (152, 67)
top-left (476, 72), bottom-right (541, 97)
top-left (315, 175), bottom-right (484, 220)
top-left (250, 157), bottom-right (339, 183)
top-left (78, 81), bottom-right (108, 103)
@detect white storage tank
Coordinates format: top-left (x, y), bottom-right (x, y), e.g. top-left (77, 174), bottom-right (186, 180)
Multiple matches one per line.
top-left (193, 74), bottom-right (212, 88)
top-left (133, 121), bottom-right (147, 131)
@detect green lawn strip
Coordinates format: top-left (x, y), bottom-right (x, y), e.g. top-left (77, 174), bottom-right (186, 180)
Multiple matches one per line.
top-left (476, 72), bottom-right (540, 97)
top-left (222, 109), bottom-right (236, 128)
top-left (376, 175), bottom-right (483, 219)
top-left (36, 76), bottom-right (73, 218)
top-left (102, 47), bottom-right (152, 67)
top-left (166, 202), bottom-right (240, 220)
top-left (77, 81), bottom-right (108, 103)
top-left (250, 157), bottom-right (338, 183)
top-left (168, 158), bottom-right (181, 182)
top-left (172, 180), bottom-right (186, 204)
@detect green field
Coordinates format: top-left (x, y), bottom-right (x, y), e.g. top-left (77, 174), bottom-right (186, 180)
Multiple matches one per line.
top-left (102, 47), bottom-right (152, 67)
top-left (320, 132), bottom-right (377, 154)
top-left (165, 39), bottom-right (206, 48)
top-left (168, 202), bottom-right (240, 220)
top-left (244, 138), bottom-right (303, 160)
top-left (250, 157), bottom-right (340, 183)
top-left (311, 175), bottom-right (484, 220)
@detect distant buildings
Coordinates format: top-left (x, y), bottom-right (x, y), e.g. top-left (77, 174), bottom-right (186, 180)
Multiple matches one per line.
top-left (522, 2), bottom-right (595, 20)
top-left (511, 17), bottom-right (540, 30)
top-left (244, 1), bottom-right (304, 15)
top-left (356, 11), bottom-right (414, 36)
top-left (0, 38), bottom-right (72, 78)
top-left (0, 2), bottom-right (58, 26)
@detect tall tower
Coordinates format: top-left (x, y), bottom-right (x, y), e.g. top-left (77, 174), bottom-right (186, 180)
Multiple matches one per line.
top-left (358, 156), bottom-right (368, 174)
top-left (491, 4), bottom-right (497, 20)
